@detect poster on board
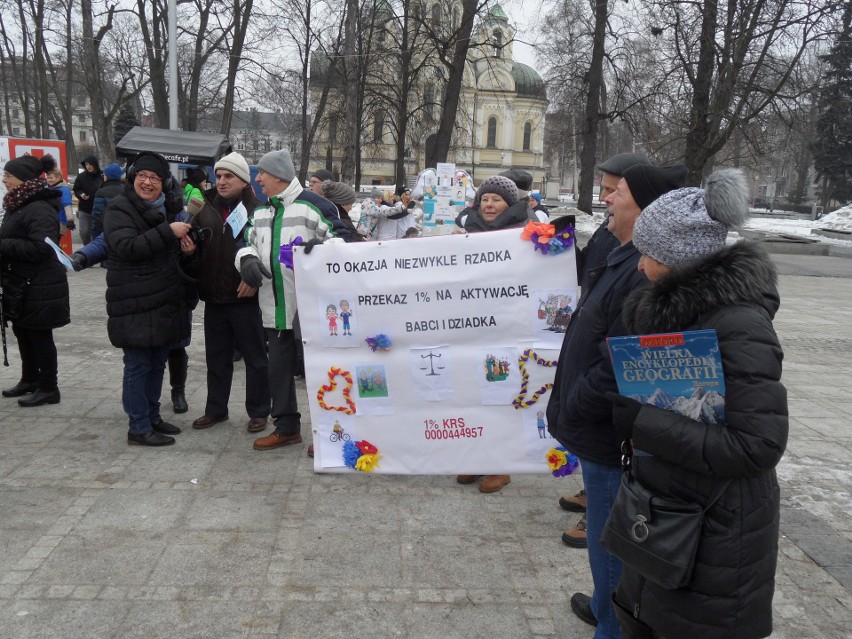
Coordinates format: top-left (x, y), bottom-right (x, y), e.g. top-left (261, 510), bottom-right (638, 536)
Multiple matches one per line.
top-left (294, 228), bottom-right (578, 474)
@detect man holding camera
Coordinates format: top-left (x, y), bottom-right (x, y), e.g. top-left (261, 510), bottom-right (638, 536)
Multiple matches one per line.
top-left (186, 152), bottom-right (271, 434)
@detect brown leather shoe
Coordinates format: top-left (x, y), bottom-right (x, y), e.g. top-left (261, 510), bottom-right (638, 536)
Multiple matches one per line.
top-left (479, 475), bottom-right (510, 493)
top-left (192, 414), bottom-right (228, 429)
top-left (562, 514), bottom-right (588, 548)
top-left (456, 475), bottom-right (484, 485)
top-left (559, 489), bottom-right (587, 512)
top-left (307, 444), bottom-right (314, 458)
top-left (253, 432), bottom-right (303, 450)
top-left (247, 417), bottom-right (268, 433)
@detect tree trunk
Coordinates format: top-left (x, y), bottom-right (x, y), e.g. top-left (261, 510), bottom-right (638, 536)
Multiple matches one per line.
top-left (220, 0), bottom-right (254, 136)
top-left (339, 0), bottom-right (358, 183)
top-left (428, 0), bottom-right (477, 168)
top-left (577, 0), bottom-right (608, 214)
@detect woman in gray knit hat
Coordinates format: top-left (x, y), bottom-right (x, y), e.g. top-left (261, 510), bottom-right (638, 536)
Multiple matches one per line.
top-left (605, 169), bottom-right (788, 639)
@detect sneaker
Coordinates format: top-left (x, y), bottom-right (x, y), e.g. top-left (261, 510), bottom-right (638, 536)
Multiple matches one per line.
top-left (561, 514), bottom-right (588, 548)
top-left (559, 489), bottom-right (587, 512)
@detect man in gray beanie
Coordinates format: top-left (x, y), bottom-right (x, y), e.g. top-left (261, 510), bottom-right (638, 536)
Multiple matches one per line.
top-left (548, 160), bottom-right (686, 635)
top-left (309, 168), bottom-right (334, 195)
top-left (237, 148), bottom-right (352, 456)
top-left (184, 151), bottom-right (271, 436)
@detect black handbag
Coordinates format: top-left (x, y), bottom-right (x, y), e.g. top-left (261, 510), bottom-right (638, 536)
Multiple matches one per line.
top-left (601, 466), bottom-right (731, 590)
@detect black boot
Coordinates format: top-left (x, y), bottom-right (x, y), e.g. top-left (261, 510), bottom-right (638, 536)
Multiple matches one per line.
top-left (168, 349), bottom-right (189, 414)
top-left (18, 388), bottom-right (61, 407)
top-left (2, 380), bottom-right (38, 398)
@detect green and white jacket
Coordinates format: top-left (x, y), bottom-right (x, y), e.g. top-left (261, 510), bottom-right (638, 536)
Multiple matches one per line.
top-left (235, 179), bottom-right (335, 330)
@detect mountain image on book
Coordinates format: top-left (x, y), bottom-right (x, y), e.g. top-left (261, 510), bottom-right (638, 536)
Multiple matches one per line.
top-left (608, 329), bottom-right (725, 423)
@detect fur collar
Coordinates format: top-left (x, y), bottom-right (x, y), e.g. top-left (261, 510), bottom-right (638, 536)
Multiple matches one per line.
top-left (622, 242), bottom-right (779, 334)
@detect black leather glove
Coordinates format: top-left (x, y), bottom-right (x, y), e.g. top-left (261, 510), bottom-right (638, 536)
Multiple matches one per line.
top-left (69, 252), bottom-right (87, 272)
top-left (605, 391), bottom-right (643, 444)
top-left (66, 220), bottom-right (76, 231)
top-left (302, 238), bottom-right (324, 255)
top-left (240, 255), bottom-right (272, 288)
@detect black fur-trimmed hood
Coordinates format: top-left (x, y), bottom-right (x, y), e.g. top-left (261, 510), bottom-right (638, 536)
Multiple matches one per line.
top-left (622, 242), bottom-right (779, 334)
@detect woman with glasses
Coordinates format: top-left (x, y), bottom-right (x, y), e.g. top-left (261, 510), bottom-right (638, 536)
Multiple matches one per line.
top-left (102, 151), bottom-right (195, 446)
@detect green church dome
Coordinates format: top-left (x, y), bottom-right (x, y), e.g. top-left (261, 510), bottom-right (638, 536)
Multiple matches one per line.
top-left (512, 62), bottom-right (546, 99)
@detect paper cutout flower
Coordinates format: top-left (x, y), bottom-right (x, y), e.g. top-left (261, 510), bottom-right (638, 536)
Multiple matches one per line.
top-left (343, 439), bottom-right (382, 472)
top-left (316, 367), bottom-right (357, 414)
top-left (521, 221), bottom-right (575, 256)
top-left (513, 349), bottom-right (558, 409)
top-left (364, 334), bottom-right (392, 352)
top-left (546, 446), bottom-right (579, 477)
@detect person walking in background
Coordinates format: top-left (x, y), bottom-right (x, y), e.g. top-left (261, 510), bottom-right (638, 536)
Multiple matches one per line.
top-left (45, 167), bottom-right (76, 255)
top-left (1, 154), bottom-right (70, 407)
top-left (559, 152), bottom-right (651, 551)
top-left (91, 162), bottom-right (125, 240)
top-left (72, 154), bottom-right (102, 246)
top-left (609, 169), bottom-right (787, 639)
top-left (547, 162), bottom-right (687, 638)
top-left (185, 152), bottom-right (271, 435)
top-left (103, 151), bottom-right (195, 447)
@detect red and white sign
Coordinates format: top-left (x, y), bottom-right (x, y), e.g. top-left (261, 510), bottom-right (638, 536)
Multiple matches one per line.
top-left (0, 137), bottom-right (68, 178)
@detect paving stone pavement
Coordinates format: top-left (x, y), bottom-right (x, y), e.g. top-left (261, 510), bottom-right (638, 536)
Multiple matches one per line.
top-left (0, 248), bottom-right (850, 639)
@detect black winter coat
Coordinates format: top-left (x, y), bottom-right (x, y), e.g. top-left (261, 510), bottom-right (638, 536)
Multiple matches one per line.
top-left (72, 155), bottom-right (102, 214)
top-left (546, 241), bottom-right (647, 465)
top-left (103, 187), bottom-right (190, 348)
top-left (0, 189), bottom-right (70, 329)
top-left (615, 242), bottom-right (788, 639)
top-left (188, 186), bottom-right (257, 305)
top-left (576, 220), bottom-right (619, 290)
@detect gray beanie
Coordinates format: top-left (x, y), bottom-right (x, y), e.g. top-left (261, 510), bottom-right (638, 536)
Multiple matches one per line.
top-left (633, 168), bottom-right (750, 267)
top-left (311, 168), bottom-right (333, 182)
top-left (322, 180), bottom-right (356, 206)
top-left (257, 148), bottom-right (296, 183)
top-left (369, 188), bottom-right (383, 199)
top-left (475, 175), bottom-right (519, 206)
top-left (215, 152), bottom-right (251, 184)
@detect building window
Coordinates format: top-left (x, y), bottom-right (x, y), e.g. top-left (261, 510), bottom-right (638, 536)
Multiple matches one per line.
top-left (493, 30), bottom-right (503, 58)
top-left (12, 127), bottom-right (19, 135)
top-left (329, 114), bottom-right (339, 143)
top-left (486, 117), bottom-right (497, 148)
top-left (11, 108), bottom-right (18, 119)
top-left (80, 130), bottom-right (86, 142)
top-left (523, 122), bottom-right (532, 151)
top-left (77, 113), bottom-right (86, 123)
top-left (373, 111), bottom-right (384, 144)
top-left (424, 85), bottom-right (434, 123)
top-left (431, 3), bottom-right (440, 29)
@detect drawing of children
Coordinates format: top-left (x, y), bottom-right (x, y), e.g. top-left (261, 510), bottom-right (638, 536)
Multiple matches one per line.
top-left (537, 411), bottom-right (547, 438)
top-left (326, 304), bottom-right (338, 336)
top-left (339, 299), bottom-right (352, 335)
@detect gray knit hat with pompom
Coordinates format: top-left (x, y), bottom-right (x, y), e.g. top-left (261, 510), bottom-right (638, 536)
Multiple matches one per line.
top-left (632, 168), bottom-right (750, 267)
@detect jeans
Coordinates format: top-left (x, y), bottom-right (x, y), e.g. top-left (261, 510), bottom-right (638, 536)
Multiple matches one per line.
top-left (77, 211), bottom-right (92, 246)
top-left (580, 457), bottom-right (624, 639)
top-left (122, 346), bottom-right (170, 434)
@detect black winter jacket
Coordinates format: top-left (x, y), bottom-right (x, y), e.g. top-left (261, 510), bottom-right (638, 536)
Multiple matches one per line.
top-left (576, 220), bottom-right (619, 290)
top-left (188, 186), bottom-right (257, 305)
top-left (72, 155), bottom-right (102, 214)
top-left (615, 242), bottom-right (788, 639)
top-left (103, 187), bottom-right (190, 348)
top-left (0, 189), bottom-right (70, 329)
top-left (546, 241), bottom-right (647, 465)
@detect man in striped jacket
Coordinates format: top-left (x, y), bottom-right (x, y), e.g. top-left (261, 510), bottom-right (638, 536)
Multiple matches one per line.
top-left (235, 148), bottom-right (340, 453)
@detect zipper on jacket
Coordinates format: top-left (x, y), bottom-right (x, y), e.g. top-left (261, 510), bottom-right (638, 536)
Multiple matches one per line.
top-left (634, 576), bottom-right (645, 618)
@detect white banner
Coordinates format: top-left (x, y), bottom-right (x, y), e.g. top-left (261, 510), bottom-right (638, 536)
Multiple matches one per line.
top-left (294, 228), bottom-right (578, 474)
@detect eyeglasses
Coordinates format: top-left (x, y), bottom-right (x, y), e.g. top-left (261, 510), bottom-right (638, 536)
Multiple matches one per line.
top-left (135, 172), bottom-right (162, 185)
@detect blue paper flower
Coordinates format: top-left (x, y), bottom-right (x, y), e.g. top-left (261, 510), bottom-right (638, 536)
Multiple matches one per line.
top-left (342, 440), bottom-right (361, 469)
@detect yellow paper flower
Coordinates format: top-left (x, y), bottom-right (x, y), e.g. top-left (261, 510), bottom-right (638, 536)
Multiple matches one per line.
top-left (355, 453), bottom-right (381, 473)
top-left (546, 448), bottom-right (567, 471)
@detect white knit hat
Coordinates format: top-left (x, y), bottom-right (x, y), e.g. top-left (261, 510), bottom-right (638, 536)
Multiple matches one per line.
top-left (214, 152), bottom-right (251, 185)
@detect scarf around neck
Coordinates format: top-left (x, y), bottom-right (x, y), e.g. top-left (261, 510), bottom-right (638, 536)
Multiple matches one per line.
top-left (2, 177), bottom-right (56, 214)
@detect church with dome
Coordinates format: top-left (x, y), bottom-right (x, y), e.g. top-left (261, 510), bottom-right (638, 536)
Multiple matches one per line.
top-left (308, 3), bottom-right (549, 188)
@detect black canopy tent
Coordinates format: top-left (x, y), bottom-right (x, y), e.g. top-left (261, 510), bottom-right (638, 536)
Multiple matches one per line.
top-left (115, 127), bottom-right (232, 165)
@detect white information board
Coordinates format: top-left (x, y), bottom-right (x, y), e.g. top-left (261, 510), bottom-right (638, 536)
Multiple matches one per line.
top-left (294, 229), bottom-right (578, 474)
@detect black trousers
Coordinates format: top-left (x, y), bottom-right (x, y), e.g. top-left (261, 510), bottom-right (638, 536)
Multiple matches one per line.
top-left (203, 302), bottom-right (270, 419)
top-left (12, 324), bottom-right (58, 391)
top-left (266, 327), bottom-right (301, 435)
